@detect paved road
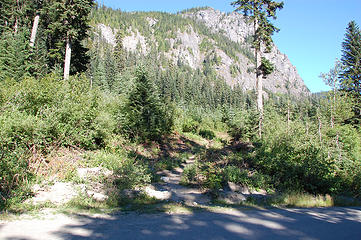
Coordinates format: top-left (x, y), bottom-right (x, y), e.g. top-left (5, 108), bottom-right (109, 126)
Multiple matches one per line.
top-left (1, 207), bottom-right (361, 240)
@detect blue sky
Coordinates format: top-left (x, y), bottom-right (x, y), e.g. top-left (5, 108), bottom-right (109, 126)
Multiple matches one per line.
top-left (99, 0), bottom-right (361, 93)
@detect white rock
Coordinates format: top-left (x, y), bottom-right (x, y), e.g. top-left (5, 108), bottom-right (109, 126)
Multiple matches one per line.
top-left (144, 186), bottom-right (171, 200)
top-left (160, 176), bottom-right (170, 182)
top-left (87, 191), bottom-right (108, 202)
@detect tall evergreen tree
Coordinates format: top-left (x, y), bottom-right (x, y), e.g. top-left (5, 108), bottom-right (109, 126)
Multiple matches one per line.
top-left (231, 0), bottom-right (283, 137)
top-left (123, 67), bottom-right (174, 142)
top-left (44, 0), bottom-right (94, 79)
top-left (340, 21), bottom-right (361, 123)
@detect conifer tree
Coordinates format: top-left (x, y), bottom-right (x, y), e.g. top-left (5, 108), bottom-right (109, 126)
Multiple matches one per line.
top-left (123, 67), bottom-right (174, 142)
top-left (340, 21), bottom-right (361, 123)
top-left (231, 0), bottom-right (283, 137)
top-left (44, 0), bottom-right (94, 79)
top-left (114, 31), bottom-right (126, 72)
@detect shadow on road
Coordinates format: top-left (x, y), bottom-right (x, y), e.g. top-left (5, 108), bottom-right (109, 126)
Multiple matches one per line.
top-left (49, 207), bottom-right (361, 240)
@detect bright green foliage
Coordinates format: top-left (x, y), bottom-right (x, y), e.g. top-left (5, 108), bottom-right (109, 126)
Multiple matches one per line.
top-left (0, 74), bottom-right (119, 208)
top-left (223, 166), bottom-right (270, 189)
top-left (181, 164), bottom-right (198, 184)
top-left (225, 107), bottom-right (259, 141)
top-left (248, 98), bottom-right (361, 194)
top-left (114, 159), bottom-right (152, 190)
top-left (123, 67), bottom-right (174, 142)
top-left (340, 21), bottom-right (361, 124)
top-left (182, 118), bottom-right (200, 133)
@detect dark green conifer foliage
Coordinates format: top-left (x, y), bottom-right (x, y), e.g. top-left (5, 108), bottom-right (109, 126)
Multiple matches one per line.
top-left (114, 31), bottom-right (126, 72)
top-left (0, 29), bottom-right (33, 81)
top-left (340, 21), bottom-right (361, 124)
top-left (43, 0), bottom-right (94, 75)
top-left (123, 67), bottom-right (174, 142)
top-left (231, 0), bottom-right (283, 137)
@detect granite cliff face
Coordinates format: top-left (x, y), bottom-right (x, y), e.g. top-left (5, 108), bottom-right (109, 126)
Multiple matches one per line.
top-left (96, 7), bottom-right (309, 97)
top-left (182, 8), bottom-right (309, 96)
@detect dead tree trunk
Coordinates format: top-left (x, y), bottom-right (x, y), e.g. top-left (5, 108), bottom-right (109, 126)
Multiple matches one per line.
top-left (29, 14), bottom-right (40, 47)
top-left (63, 34), bottom-right (72, 80)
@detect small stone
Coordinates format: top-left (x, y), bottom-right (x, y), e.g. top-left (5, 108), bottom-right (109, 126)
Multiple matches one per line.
top-left (87, 191), bottom-right (108, 202)
top-left (218, 191), bottom-right (247, 204)
top-left (227, 182), bottom-right (241, 192)
top-left (160, 176), bottom-right (170, 182)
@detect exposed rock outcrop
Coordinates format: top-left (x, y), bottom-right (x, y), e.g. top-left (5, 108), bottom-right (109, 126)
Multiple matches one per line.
top-left (96, 7), bottom-right (309, 97)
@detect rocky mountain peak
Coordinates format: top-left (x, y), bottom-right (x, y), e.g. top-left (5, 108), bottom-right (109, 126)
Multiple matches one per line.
top-left (182, 7), bottom-right (309, 96)
top-left (95, 7), bottom-right (310, 97)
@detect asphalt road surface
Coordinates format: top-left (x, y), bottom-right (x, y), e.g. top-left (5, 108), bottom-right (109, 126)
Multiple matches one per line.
top-left (1, 207), bottom-right (361, 240)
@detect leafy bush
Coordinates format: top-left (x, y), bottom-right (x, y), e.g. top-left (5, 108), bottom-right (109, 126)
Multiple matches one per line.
top-left (249, 106), bottom-right (361, 195)
top-left (182, 118), bottom-right (199, 133)
top-left (0, 74), bottom-right (118, 208)
top-left (181, 164), bottom-right (197, 184)
top-left (201, 163), bottom-right (223, 191)
top-left (223, 166), bottom-right (270, 190)
top-left (226, 108), bottom-right (258, 141)
top-left (199, 129), bottom-right (216, 140)
top-left (0, 144), bottom-right (32, 210)
top-left (114, 160), bottom-right (152, 190)
top-left (223, 166), bottom-right (250, 185)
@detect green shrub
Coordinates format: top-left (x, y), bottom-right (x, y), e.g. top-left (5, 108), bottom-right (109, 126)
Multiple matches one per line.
top-left (226, 108), bottom-right (258, 141)
top-left (114, 160), bottom-right (152, 190)
top-left (84, 150), bottom-right (124, 171)
top-left (201, 163), bottom-right (223, 191)
top-left (182, 118), bottom-right (199, 133)
top-left (199, 129), bottom-right (216, 140)
top-left (181, 164), bottom-right (197, 184)
top-left (249, 106), bottom-right (361, 195)
top-left (223, 166), bottom-right (250, 185)
top-left (0, 145), bottom-right (32, 210)
top-left (0, 74), bottom-right (118, 208)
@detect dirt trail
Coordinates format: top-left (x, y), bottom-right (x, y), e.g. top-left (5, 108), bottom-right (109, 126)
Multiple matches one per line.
top-left (157, 156), bottom-right (210, 205)
top-left (146, 156), bottom-right (211, 206)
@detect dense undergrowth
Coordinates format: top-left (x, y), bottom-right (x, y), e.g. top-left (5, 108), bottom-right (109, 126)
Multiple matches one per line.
top-left (1, 4), bottom-right (360, 212)
top-left (1, 69), bottom-right (360, 212)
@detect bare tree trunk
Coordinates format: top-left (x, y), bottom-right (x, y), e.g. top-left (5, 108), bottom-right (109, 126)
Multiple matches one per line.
top-left (257, 63), bottom-right (263, 138)
top-left (318, 113), bottom-right (322, 143)
top-left (331, 82), bottom-right (336, 128)
top-left (254, 20), bottom-right (263, 138)
top-left (287, 100), bottom-right (290, 132)
top-left (14, 18), bottom-right (18, 33)
top-left (29, 14), bottom-right (40, 47)
top-left (14, 0), bottom-right (19, 33)
top-left (64, 35), bottom-right (72, 80)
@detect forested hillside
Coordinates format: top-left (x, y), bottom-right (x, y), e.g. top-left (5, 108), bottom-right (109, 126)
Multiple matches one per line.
top-left (0, 1), bottom-right (360, 212)
top-left (88, 6), bottom-right (309, 101)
